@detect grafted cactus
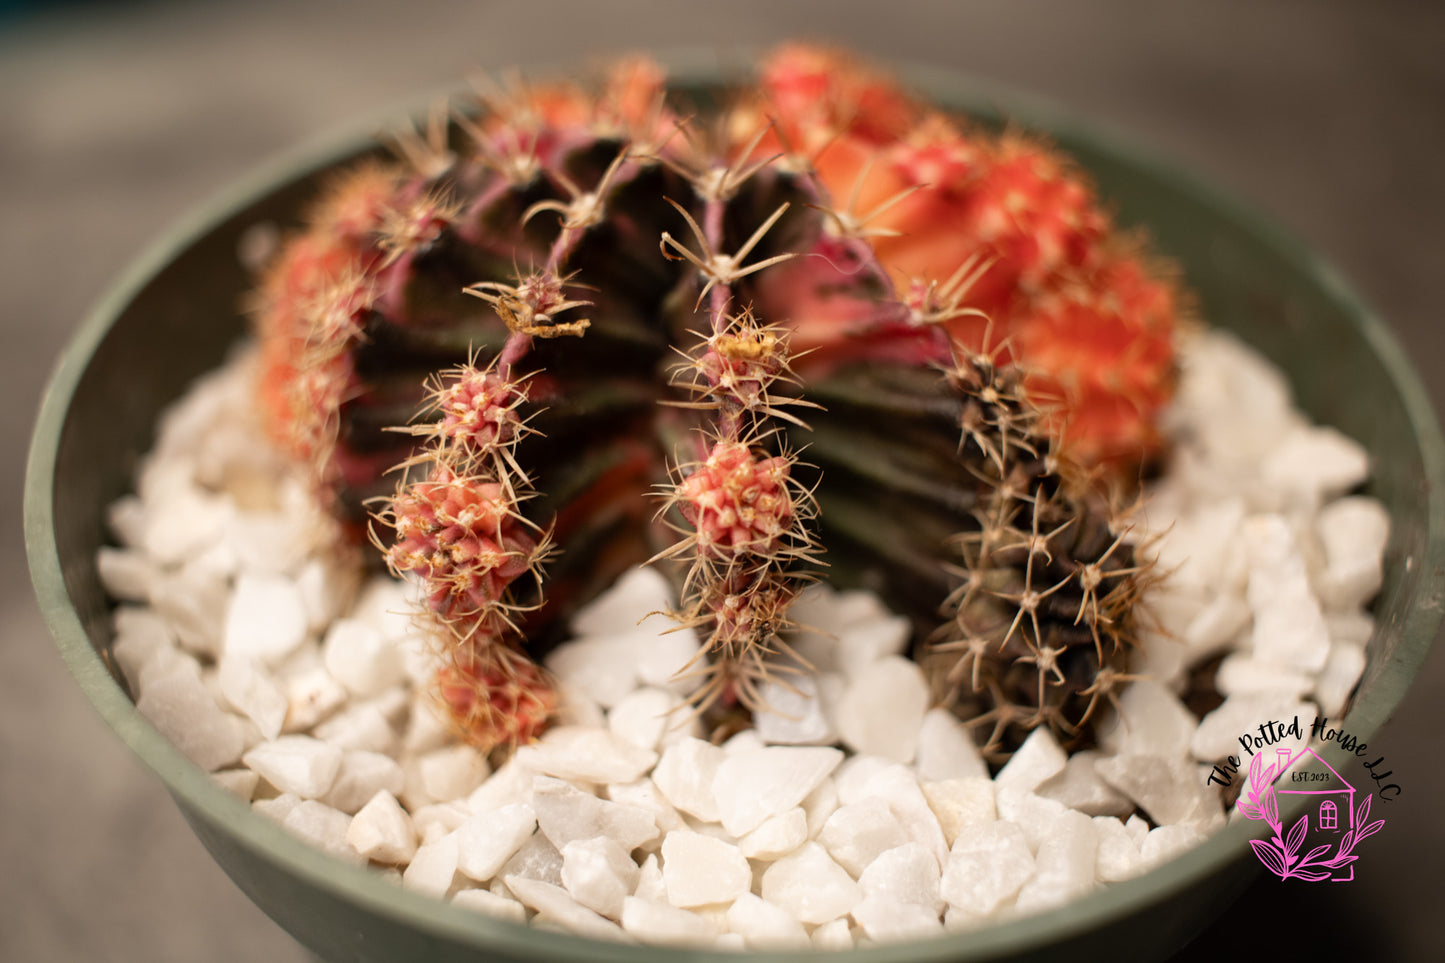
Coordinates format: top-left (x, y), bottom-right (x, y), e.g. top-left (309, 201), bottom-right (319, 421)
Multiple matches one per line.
top-left (251, 47), bottom-right (1179, 757)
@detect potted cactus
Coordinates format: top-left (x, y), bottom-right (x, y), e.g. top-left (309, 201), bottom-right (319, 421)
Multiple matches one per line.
top-left (31, 42), bottom-right (1441, 960)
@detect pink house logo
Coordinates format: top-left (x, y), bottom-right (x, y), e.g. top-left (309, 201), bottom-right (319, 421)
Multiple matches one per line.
top-left (1239, 746), bottom-right (1385, 882)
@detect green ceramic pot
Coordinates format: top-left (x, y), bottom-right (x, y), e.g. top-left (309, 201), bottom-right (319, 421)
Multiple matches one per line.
top-left (26, 62), bottom-right (1445, 962)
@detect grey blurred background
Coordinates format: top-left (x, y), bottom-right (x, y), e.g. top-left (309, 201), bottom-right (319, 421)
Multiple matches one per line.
top-left (4, 1), bottom-right (1442, 959)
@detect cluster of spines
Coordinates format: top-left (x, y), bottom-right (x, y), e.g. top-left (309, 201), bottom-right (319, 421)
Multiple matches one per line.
top-left (927, 340), bottom-right (1151, 761)
top-left (648, 140), bottom-right (827, 718)
top-left (379, 360), bottom-right (557, 749)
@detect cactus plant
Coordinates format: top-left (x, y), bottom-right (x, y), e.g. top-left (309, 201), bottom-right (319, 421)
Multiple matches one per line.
top-left (250, 46), bottom-right (1178, 758)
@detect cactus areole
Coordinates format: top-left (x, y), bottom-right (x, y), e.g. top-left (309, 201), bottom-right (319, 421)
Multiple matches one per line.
top-left (253, 46), bottom-right (1179, 762)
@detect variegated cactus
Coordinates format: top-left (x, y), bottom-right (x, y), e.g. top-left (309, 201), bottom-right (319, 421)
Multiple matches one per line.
top-left (250, 46), bottom-right (1180, 760)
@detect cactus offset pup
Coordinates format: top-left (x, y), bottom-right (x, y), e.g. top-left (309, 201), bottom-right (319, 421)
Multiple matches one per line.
top-left (251, 47), bottom-right (1178, 761)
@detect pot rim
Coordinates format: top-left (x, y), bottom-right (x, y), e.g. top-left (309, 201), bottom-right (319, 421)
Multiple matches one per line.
top-left (26, 52), bottom-right (1445, 962)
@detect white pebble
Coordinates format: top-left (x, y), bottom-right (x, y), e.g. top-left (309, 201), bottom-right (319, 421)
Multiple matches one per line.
top-left (1094, 754), bottom-right (1223, 830)
top-left (1092, 815), bottom-right (1143, 883)
top-left (604, 780), bottom-right (686, 836)
top-left (224, 573), bottom-right (309, 666)
top-left (347, 790), bottom-right (417, 864)
top-left (110, 607), bottom-right (175, 689)
top-left (417, 744), bottom-right (490, 803)
top-left (920, 778), bottom-right (997, 846)
top-left (350, 575), bottom-right (417, 644)
top-left (1140, 824), bottom-right (1206, 869)
top-left (738, 808), bottom-right (808, 860)
top-left (97, 547), bottom-right (157, 602)
top-left (1148, 498), bottom-right (1246, 591)
top-left (253, 792), bottom-right (303, 824)
top-left (940, 821), bottom-right (1035, 915)
top-left (456, 804), bottom-right (537, 882)
top-left (914, 709), bottom-right (988, 782)
top-left (562, 836), bottom-right (639, 918)
top-left (507, 877), bottom-right (626, 941)
top-left (136, 666), bottom-right (246, 771)
top-left (634, 853), bottom-right (666, 902)
top-left (993, 790), bottom-right (1068, 854)
top-left (833, 656), bottom-right (929, 763)
top-left (518, 726), bottom-right (656, 785)
top-left (323, 750), bottom-right (405, 814)
top-left (1191, 694), bottom-right (1315, 761)
top-left (140, 483), bottom-right (232, 568)
top-left (466, 760), bottom-right (534, 814)
top-left (1242, 515), bottom-right (1330, 673)
top-left (283, 799), bottom-right (364, 867)
top-left (993, 727), bottom-right (1067, 795)
top-left (725, 893), bottom-right (810, 949)
top-left (499, 833), bottom-right (564, 887)
top-left (620, 897), bottom-right (714, 945)
top-left (412, 802), bottom-right (471, 844)
top-left (651, 738), bottom-right (725, 823)
top-left (545, 637), bottom-right (640, 708)
top-left (322, 618), bottom-right (405, 699)
top-left (858, 842), bottom-right (942, 911)
top-left (1262, 425), bottom-right (1370, 507)
top-left (1014, 810), bottom-right (1097, 913)
top-left (819, 798), bottom-right (910, 878)
top-left (295, 557), bottom-right (358, 633)
top-left (1102, 679), bottom-right (1197, 759)
top-left (1215, 654), bottom-right (1313, 699)
top-left (1317, 496), bottom-right (1389, 609)
top-left (714, 746), bottom-right (843, 836)
top-left (211, 769), bottom-right (259, 800)
top-left (851, 898), bottom-right (944, 942)
top-left (810, 916), bottom-right (855, 949)
top-left (607, 688), bottom-right (682, 751)
top-left (107, 494), bottom-right (146, 547)
top-left (1035, 752), bottom-right (1132, 818)
top-left (452, 888), bottom-right (527, 923)
top-left (1315, 641), bottom-right (1367, 716)
top-left (150, 567), bottom-right (230, 658)
top-left (532, 776), bottom-right (659, 853)
top-left (217, 656), bottom-right (288, 740)
top-left (314, 701), bottom-right (398, 754)
top-left (279, 646), bottom-right (350, 732)
top-left (571, 566), bottom-right (674, 636)
top-left (661, 830), bottom-right (752, 907)
top-left (858, 764), bottom-right (949, 864)
top-left (753, 673), bottom-right (837, 746)
top-left (243, 736), bottom-right (343, 799)
top-left (760, 842), bottom-right (862, 925)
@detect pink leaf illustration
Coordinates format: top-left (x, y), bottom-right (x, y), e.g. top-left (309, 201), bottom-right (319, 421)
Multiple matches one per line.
top-left (1238, 800), bottom-right (1263, 821)
top-left (1284, 815), bottom-right (1308, 857)
top-left (1249, 752), bottom-right (1264, 788)
top-left (1301, 844), bottom-right (1332, 865)
top-left (1250, 838), bottom-right (1289, 878)
top-left (1356, 818), bottom-right (1385, 844)
top-left (1325, 854), bottom-right (1359, 869)
top-left (1292, 868), bottom-right (1333, 882)
top-left (1261, 785), bottom-right (1280, 829)
top-left (1355, 793), bottom-right (1372, 829)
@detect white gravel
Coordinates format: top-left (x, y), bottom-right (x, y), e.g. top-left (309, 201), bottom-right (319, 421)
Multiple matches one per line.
top-left (99, 328), bottom-right (1384, 947)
